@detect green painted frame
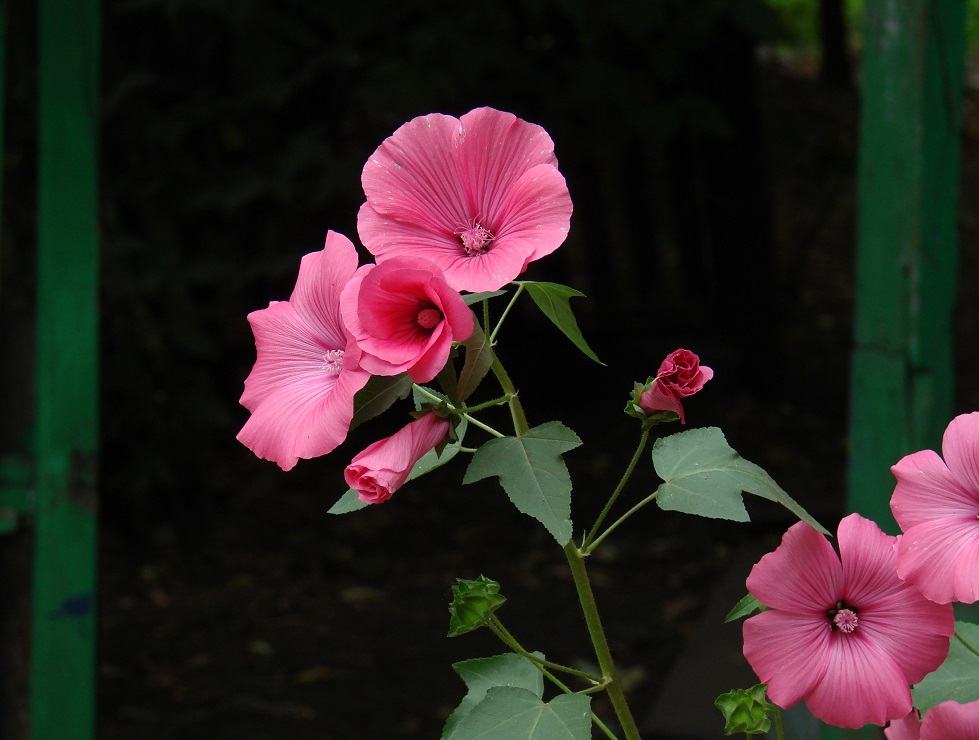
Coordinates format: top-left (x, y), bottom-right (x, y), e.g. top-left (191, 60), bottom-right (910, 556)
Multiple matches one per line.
top-left (0, 0), bottom-right (100, 737)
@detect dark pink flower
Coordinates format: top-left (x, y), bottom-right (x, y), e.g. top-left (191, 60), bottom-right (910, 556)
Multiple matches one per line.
top-left (345, 412), bottom-right (451, 504)
top-left (890, 412), bottom-right (979, 604)
top-left (639, 348), bottom-right (713, 424)
top-left (238, 231), bottom-right (371, 471)
top-left (743, 514), bottom-right (954, 729)
top-left (340, 256), bottom-right (474, 383)
top-left (357, 106), bottom-right (573, 292)
top-left (886, 700), bottom-right (979, 739)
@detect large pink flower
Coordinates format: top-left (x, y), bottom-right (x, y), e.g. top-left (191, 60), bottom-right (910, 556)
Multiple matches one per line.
top-left (885, 700), bottom-right (979, 739)
top-left (743, 514), bottom-right (954, 729)
top-left (237, 231), bottom-right (371, 471)
top-left (890, 412), bottom-right (979, 604)
top-left (358, 106), bottom-right (573, 292)
top-left (345, 412), bottom-right (451, 504)
top-left (340, 256), bottom-right (474, 383)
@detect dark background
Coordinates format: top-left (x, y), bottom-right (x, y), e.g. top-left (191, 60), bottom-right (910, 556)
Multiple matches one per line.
top-left (1, 0), bottom-right (977, 737)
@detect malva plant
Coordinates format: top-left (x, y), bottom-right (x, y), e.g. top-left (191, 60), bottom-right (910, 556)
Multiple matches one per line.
top-left (238, 106), bottom-right (979, 738)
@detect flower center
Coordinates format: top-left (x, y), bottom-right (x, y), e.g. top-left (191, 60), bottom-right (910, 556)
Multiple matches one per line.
top-left (456, 219), bottom-right (494, 256)
top-left (417, 307), bottom-right (442, 329)
top-left (827, 601), bottom-right (859, 633)
top-left (321, 349), bottom-right (345, 375)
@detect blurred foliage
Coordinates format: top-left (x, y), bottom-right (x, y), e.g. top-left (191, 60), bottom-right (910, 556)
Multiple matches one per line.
top-left (92, 0), bottom-right (783, 534)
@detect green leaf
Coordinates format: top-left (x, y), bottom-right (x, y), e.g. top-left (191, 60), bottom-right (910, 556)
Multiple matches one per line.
top-left (715, 684), bottom-right (773, 735)
top-left (448, 575), bottom-right (507, 637)
top-left (350, 373), bottom-right (413, 430)
top-left (327, 488), bottom-right (368, 515)
top-left (442, 653), bottom-right (544, 739)
top-left (517, 281), bottom-right (603, 365)
top-left (724, 593), bottom-right (766, 623)
top-left (444, 686), bottom-right (591, 740)
top-left (913, 621), bottom-right (979, 710)
top-left (652, 427), bottom-right (829, 534)
top-left (463, 422), bottom-right (581, 545)
top-left (457, 319), bottom-right (494, 403)
top-left (463, 290), bottom-right (507, 306)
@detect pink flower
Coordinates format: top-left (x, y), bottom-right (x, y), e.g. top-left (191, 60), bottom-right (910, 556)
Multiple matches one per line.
top-left (340, 256), bottom-right (474, 383)
top-left (885, 700), bottom-right (979, 739)
top-left (345, 412), bottom-right (451, 504)
top-left (890, 412), bottom-right (979, 604)
top-left (357, 106), bottom-right (573, 292)
top-left (237, 231), bottom-right (371, 471)
top-left (742, 514), bottom-right (954, 729)
top-left (639, 348), bottom-right (713, 423)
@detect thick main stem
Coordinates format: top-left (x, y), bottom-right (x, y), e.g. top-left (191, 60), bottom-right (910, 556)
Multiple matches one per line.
top-left (564, 541), bottom-right (641, 739)
top-left (491, 347), bottom-right (640, 738)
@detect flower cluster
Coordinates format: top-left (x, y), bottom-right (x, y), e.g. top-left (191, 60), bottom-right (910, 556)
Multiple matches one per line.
top-left (742, 412), bottom-right (979, 730)
top-left (238, 105), bottom-right (978, 738)
top-left (238, 107), bottom-right (573, 502)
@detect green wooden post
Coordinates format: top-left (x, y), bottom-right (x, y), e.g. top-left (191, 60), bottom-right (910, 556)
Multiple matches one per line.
top-left (837, 1), bottom-right (964, 738)
top-left (30, 0), bottom-right (100, 737)
top-left (848, 0), bottom-right (964, 529)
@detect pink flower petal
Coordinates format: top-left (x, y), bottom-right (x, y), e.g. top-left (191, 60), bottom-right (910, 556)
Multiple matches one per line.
top-left (921, 699), bottom-right (979, 739)
top-left (803, 631), bottom-right (912, 728)
top-left (885, 711), bottom-right (922, 740)
top-left (896, 518), bottom-right (979, 604)
top-left (838, 514), bottom-right (953, 682)
top-left (746, 520), bottom-right (842, 613)
top-left (891, 450), bottom-right (977, 530)
top-left (942, 412), bottom-right (979, 493)
top-left (743, 610), bottom-right (830, 709)
top-left (362, 113), bottom-right (469, 231)
top-left (289, 231), bottom-right (360, 348)
top-left (236, 303), bottom-right (369, 470)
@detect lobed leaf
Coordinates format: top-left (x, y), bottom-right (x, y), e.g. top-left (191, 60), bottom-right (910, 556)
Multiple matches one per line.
top-left (442, 653), bottom-right (544, 739)
top-left (652, 427), bottom-right (828, 534)
top-left (463, 422), bottom-right (581, 545)
top-left (444, 686), bottom-right (591, 740)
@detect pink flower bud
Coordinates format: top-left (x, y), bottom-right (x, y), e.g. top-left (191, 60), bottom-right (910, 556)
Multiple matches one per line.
top-left (344, 413), bottom-right (451, 504)
top-left (639, 348), bottom-right (713, 424)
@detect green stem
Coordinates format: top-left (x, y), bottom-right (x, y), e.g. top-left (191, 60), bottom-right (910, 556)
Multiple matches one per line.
top-left (456, 393), bottom-right (513, 414)
top-left (489, 616), bottom-right (603, 683)
top-left (564, 541), bottom-right (642, 740)
top-left (461, 413), bottom-right (506, 439)
top-left (772, 705), bottom-right (784, 740)
top-left (955, 629), bottom-right (979, 659)
top-left (582, 491), bottom-right (658, 556)
top-left (492, 352), bottom-right (638, 738)
top-left (489, 283), bottom-right (525, 344)
top-left (583, 428), bottom-right (650, 550)
top-left (490, 353), bottom-right (529, 436)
